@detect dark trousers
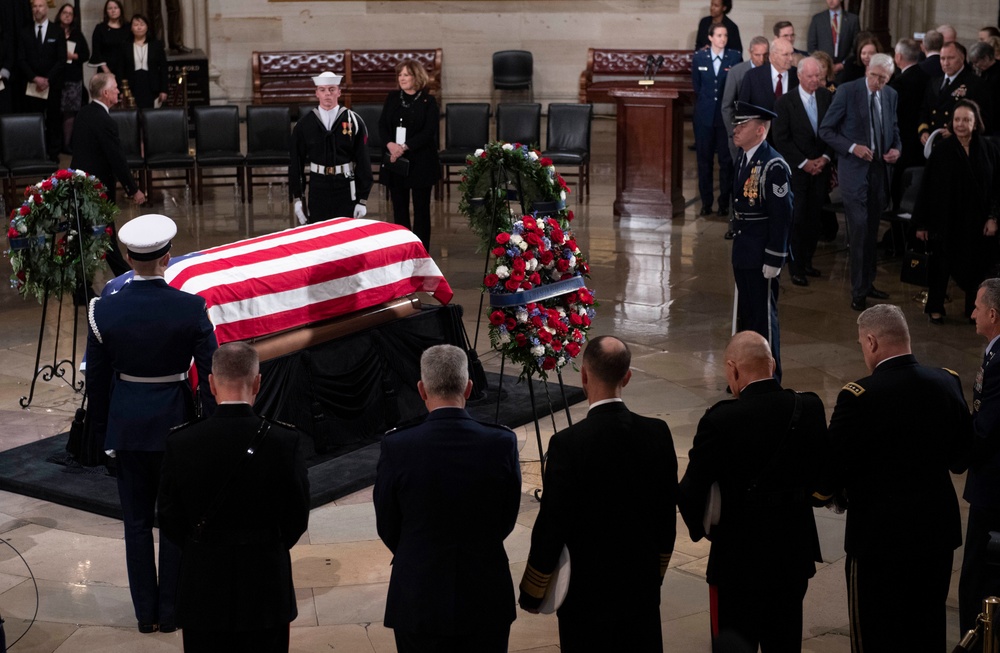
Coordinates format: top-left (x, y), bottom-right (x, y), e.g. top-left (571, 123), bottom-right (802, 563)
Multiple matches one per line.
top-left (789, 168), bottom-right (829, 275)
top-left (307, 174), bottom-right (355, 223)
top-left (924, 242), bottom-right (977, 317)
top-left (710, 577), bottom-right (807, 652)
top-left (183, 625), bottom-right (290, 652)
top-left (695, 118), bottom-right (734, 210)
top-left (734, 268), bottom-right (781, 381)
top-left (116, 450), bottom-right (181, 626)
top-left (393, 625), bottom-right (510, 653)
top-left (390, 185), bottom-right (433, 251)
top-left (559, 608), bottom-right (662, 652)
top-left (960, 505), bottom-right (1000, 645)
top-left (847, 551), bottom-right (952, 653)
top-left (844, 160), bottom-right (888, 301)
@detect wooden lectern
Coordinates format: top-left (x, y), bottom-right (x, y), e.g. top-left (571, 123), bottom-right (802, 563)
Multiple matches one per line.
top-left (609, 85), bottom-right (687, 218)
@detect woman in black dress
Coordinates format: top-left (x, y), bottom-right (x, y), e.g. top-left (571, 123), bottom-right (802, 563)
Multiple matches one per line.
top-left (57, 3), bottom-right (89, 153)
top-left (120, 13), bottom-right (167, 109)
top-left (90, 0), bottom-right (128, 77)
top-left (378, 60), bottom-right (440, 251)
top-left (695, 0), bottom-right (742, 54)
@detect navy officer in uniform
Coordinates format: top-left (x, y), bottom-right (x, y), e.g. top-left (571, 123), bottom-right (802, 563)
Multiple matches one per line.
top-left (289, 71), bottom-right (373, 223)
top-left (730, 101), bottom-right (793, 380)
top-left (85, 214), bottom-right (217, 634)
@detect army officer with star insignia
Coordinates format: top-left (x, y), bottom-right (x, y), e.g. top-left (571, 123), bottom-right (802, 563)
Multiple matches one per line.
top-left (730, 101), bottom-right (793, 381)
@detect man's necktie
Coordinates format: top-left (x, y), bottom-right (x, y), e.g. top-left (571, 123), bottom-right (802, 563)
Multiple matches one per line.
top-left (870, 92), bottom-right (882, 154)
top-left (775, 73), bottom-right (783, 99)
top-left (806, 94), bottom-right (818, 134)
top-left (36, 24), bottom-right (42, 46)
top-left (737, 152), bottom-right (747, 180)
top-left (831, 12), bottom-right (839, 58)
top-left (941, 76), bottom-right (951, 91)
top-left (714, 55), bottom-right (721, 75)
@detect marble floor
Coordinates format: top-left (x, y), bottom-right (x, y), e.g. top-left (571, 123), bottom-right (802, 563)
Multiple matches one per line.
top-left (0, 117), bottom-right (985, 652)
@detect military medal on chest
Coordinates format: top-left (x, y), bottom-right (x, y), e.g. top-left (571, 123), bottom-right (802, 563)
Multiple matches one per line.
top-left (743, 164), bottom-right (760, 206)
top-left (342, 121), bottom-right (352, 136)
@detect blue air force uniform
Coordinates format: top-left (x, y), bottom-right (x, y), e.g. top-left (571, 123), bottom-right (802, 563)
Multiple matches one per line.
top-left (731, 105), bottom-right (793, 380)
top-left (692, 47), bottom-right (743, 212)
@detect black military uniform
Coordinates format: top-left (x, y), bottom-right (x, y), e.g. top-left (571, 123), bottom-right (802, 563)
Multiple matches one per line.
top-left (290, 105), bottom-right (373, 222)
top-left (918, 66), bottom-right (986, 142)
top-left (826, 355), bottom-right (972, 653)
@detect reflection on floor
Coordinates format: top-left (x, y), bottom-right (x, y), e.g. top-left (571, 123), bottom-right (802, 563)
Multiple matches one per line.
top-left (0, 118), bottom-right (982, 651)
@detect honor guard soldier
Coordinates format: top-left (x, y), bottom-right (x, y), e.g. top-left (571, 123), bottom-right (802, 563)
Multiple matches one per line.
top-left (730, 101), bottom-right (793, 381)
top-left (85, 213), bottom-right (218, 634)
top-left (289, 71), bottom-right (373, 224)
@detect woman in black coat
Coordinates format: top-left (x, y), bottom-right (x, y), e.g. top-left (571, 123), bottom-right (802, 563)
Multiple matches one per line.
top-left (695, 0), bottom-right (742, 54)
top-left (913, 99), bottom-right (1000, 322)
top-left (90, 0), bottom-right (128, 77)
top-left (119, 13), bottom-right (168, 109)
top-left (378, 60), bottom-right (440, 251)
top-left (57, 3), bottom-right (89, 153)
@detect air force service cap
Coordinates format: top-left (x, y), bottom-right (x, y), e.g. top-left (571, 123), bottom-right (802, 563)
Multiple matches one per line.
top-left (118, 214), bottom-right (176, 261)
top-left (733, 101), bottom-right (778, 126)
top-left (312, 71), bottom-right (343, 86)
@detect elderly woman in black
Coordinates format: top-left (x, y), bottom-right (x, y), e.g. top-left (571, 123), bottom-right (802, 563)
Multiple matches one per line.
top-left (120, 13), bottom-right (167, 109)
top-left (913, 99), bottom-right (1000, 323)
top-left (378, 60), bottom-right (440, 251)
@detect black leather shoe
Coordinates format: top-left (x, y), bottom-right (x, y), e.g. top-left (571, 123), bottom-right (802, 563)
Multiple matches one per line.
top-left (717, 206), bottom-right (729, 217)
top-left (699, 206), bottom-right (714, 216)
top-left (159, 624), bottom-right (178, 633)
top-left (138, 623), bottom-right (157, 634)
top-left (723, 230), bottom-right (735, 240)
top-left (867, 288), bottom-right (890, 300)
top-left (804, 266), bottom-right (822, 277)
top-left (851, 298), bottom-right (867, 311)
top-left (928, 314), bottom-right (945, 325)
top-left (791, 274), bottom-right (809, 286)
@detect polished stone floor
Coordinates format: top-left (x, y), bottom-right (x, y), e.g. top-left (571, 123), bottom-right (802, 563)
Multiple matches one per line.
top-left (0, 118), bottom-right (985, 652)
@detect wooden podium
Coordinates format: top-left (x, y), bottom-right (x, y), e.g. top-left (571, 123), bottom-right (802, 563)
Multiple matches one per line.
top-left (609, 85), bottom-right (687, 218)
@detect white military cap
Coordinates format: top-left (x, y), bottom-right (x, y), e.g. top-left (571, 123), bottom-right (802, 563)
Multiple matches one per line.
top-left (119, 214), bottom-right (177, 261)
top-left (312, 71), bottom-right (343, 86)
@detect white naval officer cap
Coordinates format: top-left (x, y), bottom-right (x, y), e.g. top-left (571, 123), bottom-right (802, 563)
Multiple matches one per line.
top-left (312, 71), bottom-right (343, 86)
top-left (118, 214), bottom-right (176, 261)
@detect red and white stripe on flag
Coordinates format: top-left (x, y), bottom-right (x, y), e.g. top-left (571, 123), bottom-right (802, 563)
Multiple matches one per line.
top-left (164, 218), bottom-right (454, 344)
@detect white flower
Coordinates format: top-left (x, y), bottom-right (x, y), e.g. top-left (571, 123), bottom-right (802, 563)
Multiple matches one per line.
top-left (560, 190), bottom-right (567, 201)
top-left (567, 255), bottom-right (576, 268)
top-left (517, 309), bottom-right (529, 323)
top-left (544, 326), bottom-right (556, 335)
top-left (499, 333), bottom-right (511, 344)
top-left (474, 149), bottom-right (484, 157)
top-left (528, 151), bottom-right (539, 161)
top-left (557, 307), bottom-right (567, 317)
top-left (502, 143), bottom-right (514, 151)
top-left (511, 234), bottom-right (524, 246)
top-left (518, 240), bottom-right (528, 251)
top-left (75, 169), bottom-right (87, 177)
top-left (531, 345), bottom-right (545, 357)
top-left (578, 306), bottom-right (588, 315)
top-left (496, 265), bottom-right (510, 279)
top-left (574, 246), bottom-right (581, 255)
top-left (526, 258), bottom-right (538, 271)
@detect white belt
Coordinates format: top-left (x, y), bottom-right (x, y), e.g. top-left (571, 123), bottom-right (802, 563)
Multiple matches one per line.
top-left (119, 371), bottom-right (189, 383)
top-left (309, 162), bottom-right (354, 177)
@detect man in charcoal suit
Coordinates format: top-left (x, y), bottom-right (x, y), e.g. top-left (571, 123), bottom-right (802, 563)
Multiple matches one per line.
top-left (518, 335), bottom-right (677, 652)
top-left (807, 0), bottom-right (860, 73)
top-left (889, 38), bottom-right (929, 214)
top-left (772, 56), bottom-right (833, 288)
top-left (18, 0), bottom-right (65, 159)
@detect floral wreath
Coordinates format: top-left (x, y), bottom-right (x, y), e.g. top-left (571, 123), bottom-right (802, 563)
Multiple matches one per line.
top-left (459, 141), bottom-right (574, 252)
top-left (6, 169), bottom-right (115, 303)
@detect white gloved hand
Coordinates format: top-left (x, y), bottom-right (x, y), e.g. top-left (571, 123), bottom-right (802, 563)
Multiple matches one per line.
top-left (762, 264), bottom-right (782, 279)
top-left (293, 199), bottom-right (307, 225)
top-left (353, 204), bottom-right (367, 219)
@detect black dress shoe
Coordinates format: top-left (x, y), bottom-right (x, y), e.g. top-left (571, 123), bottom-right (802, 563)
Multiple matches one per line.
top-left (791, 274), bottom-right (809, 286)
top-left (723, 230), bottom-right (735, 240)
top-left (699, 206), bottom-right (714, 216)
top-left (138, 623), bottom-right (157, 634)
top-left (851, 298), bottom-right (867, 311)
top-left (928, 314), bottom-right (945, 325)
top-left (804, 266), bottom-right (822, 277)
top-left (867, 288), bottom-right (890, 300)
top-left (717, 206), bottom-right (729, 217)
top-left (159, 623), bottom-right (178, 633)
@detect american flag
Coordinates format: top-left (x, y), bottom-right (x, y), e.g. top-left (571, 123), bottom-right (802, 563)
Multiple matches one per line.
top-left (104, 219), bottom-right (453, 344)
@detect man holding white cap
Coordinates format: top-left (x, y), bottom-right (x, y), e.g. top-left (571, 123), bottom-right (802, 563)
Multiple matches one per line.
top-left (289, 71), bottom-right (373, 223)
top-left (85, 213), bottom-right (217, 635)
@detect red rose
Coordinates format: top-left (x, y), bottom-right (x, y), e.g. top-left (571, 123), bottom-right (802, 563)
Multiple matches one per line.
top-left (551, 229), bottom-right (564, 244)
top-left (521, 280), bottom-right (533, 290)
top-left (566, 342), bottom-right (581, 357)
top-left (505, 279), bottom-right (521, 292)
top-left (567, 210), bottom-right (575, 222)
top-left (558, 176), bottom-right (569, 191)
top-left (510, 270), bottom-right (525, 282)
top-left (94, 182), bottom-right (104, 190)
top-left (542, 357), bottom-right (557, 370)
top-left (538, 330), bottom-right (552, 343)
top-left (525, 233), bottom-right (542, 247)
top-left (32, 194), bottom-right (42, 205)
top-left (531, 315), bottom-right (544, 328)
top-left (581, 261), bottom-right (590, 274)
top-left (582, 314), bottom-right (591, 326)
top-left (492, 247), bottom-right (505, 257)
top-left (523, 250), bottom-right (535, 260)
top-left (489, 310), bottom-right (505, 326)
top-left (23, 186), bottom-right (31, 198)
top-left (515, 333), bottom-right (528, 347)
top-left (526, 303), bottom-right (537, 311)
top-left (496, 232), bottom-right (511, 245)
top-left (99, 193), bottom-right (108, 200)
top-left (522, 216), bottom-right (536, 229)
top-left (105, 225), bottom-right (114, 235)
top-left (529, 272), bottom-right (541, 286)
top-left (57, 246), bottom-right (65, 256)
top-left (539, 157), bottom-right (553, 167)
top-left (484, 273), bottom-right (499, 287)
top-left (55, 169), bottom-right (72, 180)
top-left (18, 205), bottom-right (29, 216)
top-left (552, 340), bottom-right (563, 352)
top-left (512, 257), bottom-right (526, 271)
top-left (480, 151), bottom-right (488, 159)
top-left (556, 258), bottom-right (570, 272)
top-left (566, 239), bottom-right (577, 252)
top-left (570, 313), bottom-right (583, 325)
top-left (573, 329), bottom-right (583, 341)
top-left (505, 317), bottom-right (517, 330)
top-left (40, 179), bottom-right (53, 191)
top-left (7, 226), bottom-right (18, 238)
top-left (540, 251), bottom-right (554, 265)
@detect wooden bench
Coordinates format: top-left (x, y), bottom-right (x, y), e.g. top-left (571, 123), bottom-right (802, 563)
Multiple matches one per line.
top-left (579, 48), bottom-right (694, 104)
top-left (252, 49), bottom-right (442, 109)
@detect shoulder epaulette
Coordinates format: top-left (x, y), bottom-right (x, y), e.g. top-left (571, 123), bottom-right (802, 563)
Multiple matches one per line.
top-left (842, 381), bottom-right (865, 397)
top-left (942, 367), bottom-right (960, 378)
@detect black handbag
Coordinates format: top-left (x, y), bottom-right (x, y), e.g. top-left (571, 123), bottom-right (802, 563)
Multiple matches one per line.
top-left (381, 156), bottom-right (410, 177)
top-left (900, 243), bottom-right (931, 287)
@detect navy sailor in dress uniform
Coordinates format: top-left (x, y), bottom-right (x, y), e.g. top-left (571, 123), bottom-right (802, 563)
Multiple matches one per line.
top-left (85, 214), bottom-right (218, 634)
top-left (730, 101), bottom-right (794, 381)
top-left (289, 71), bottom-right (374, 224)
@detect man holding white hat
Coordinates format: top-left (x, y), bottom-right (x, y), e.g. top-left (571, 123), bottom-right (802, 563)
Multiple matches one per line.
top-left (85, 213), bottom-right (217, 635)
top-left (289, 71), bottom-right (373, 223)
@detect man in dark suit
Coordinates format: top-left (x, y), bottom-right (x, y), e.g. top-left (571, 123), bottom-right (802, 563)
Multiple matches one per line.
top-left (0, 0), bottom-right (33, 113)
top-left (960, 278), bottom-right (1000, 640)
top-left (890, 39), bottom-right (930, 212)
top-left (679, 331), bottom-right (826, 652)
top-left (773, 56), bottom-right (833, 287)
top-left (825, 304), bottom-right (972, 652)
top-left (807, 0), bottom-right (860, 73)
top-left (71, 72), bottom-right (146, 278)
top-left (374, 344), bottom-right (520, 653)
top-left (519, 336), bottom-right (677, 652)
top-left (920, 29), bottom-right (945, 77)
top-left (17, 0), bottom-right (65, 159)
top-left (738, 38), bottom-right (799, 121)
top-left (919, 41), bottom-right (987, 148)
top-left (820, 53), bottom-right (901, 311)
top-left (730, 101), bottom-right (793, 380)
top-left (158, 342), bottom-right (309, 652)
top-left (722, 35), bottom-right (770, 161)
top-left (692, 23), bottom-right (742, 216)
top-left (86, 213), bottom-right (218, 634)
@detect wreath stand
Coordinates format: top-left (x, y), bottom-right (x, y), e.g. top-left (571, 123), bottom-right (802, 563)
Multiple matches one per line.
top-left (470, 160), bottom-right (575, 499)
top-left (19, 186), bottom-right (90, 409)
